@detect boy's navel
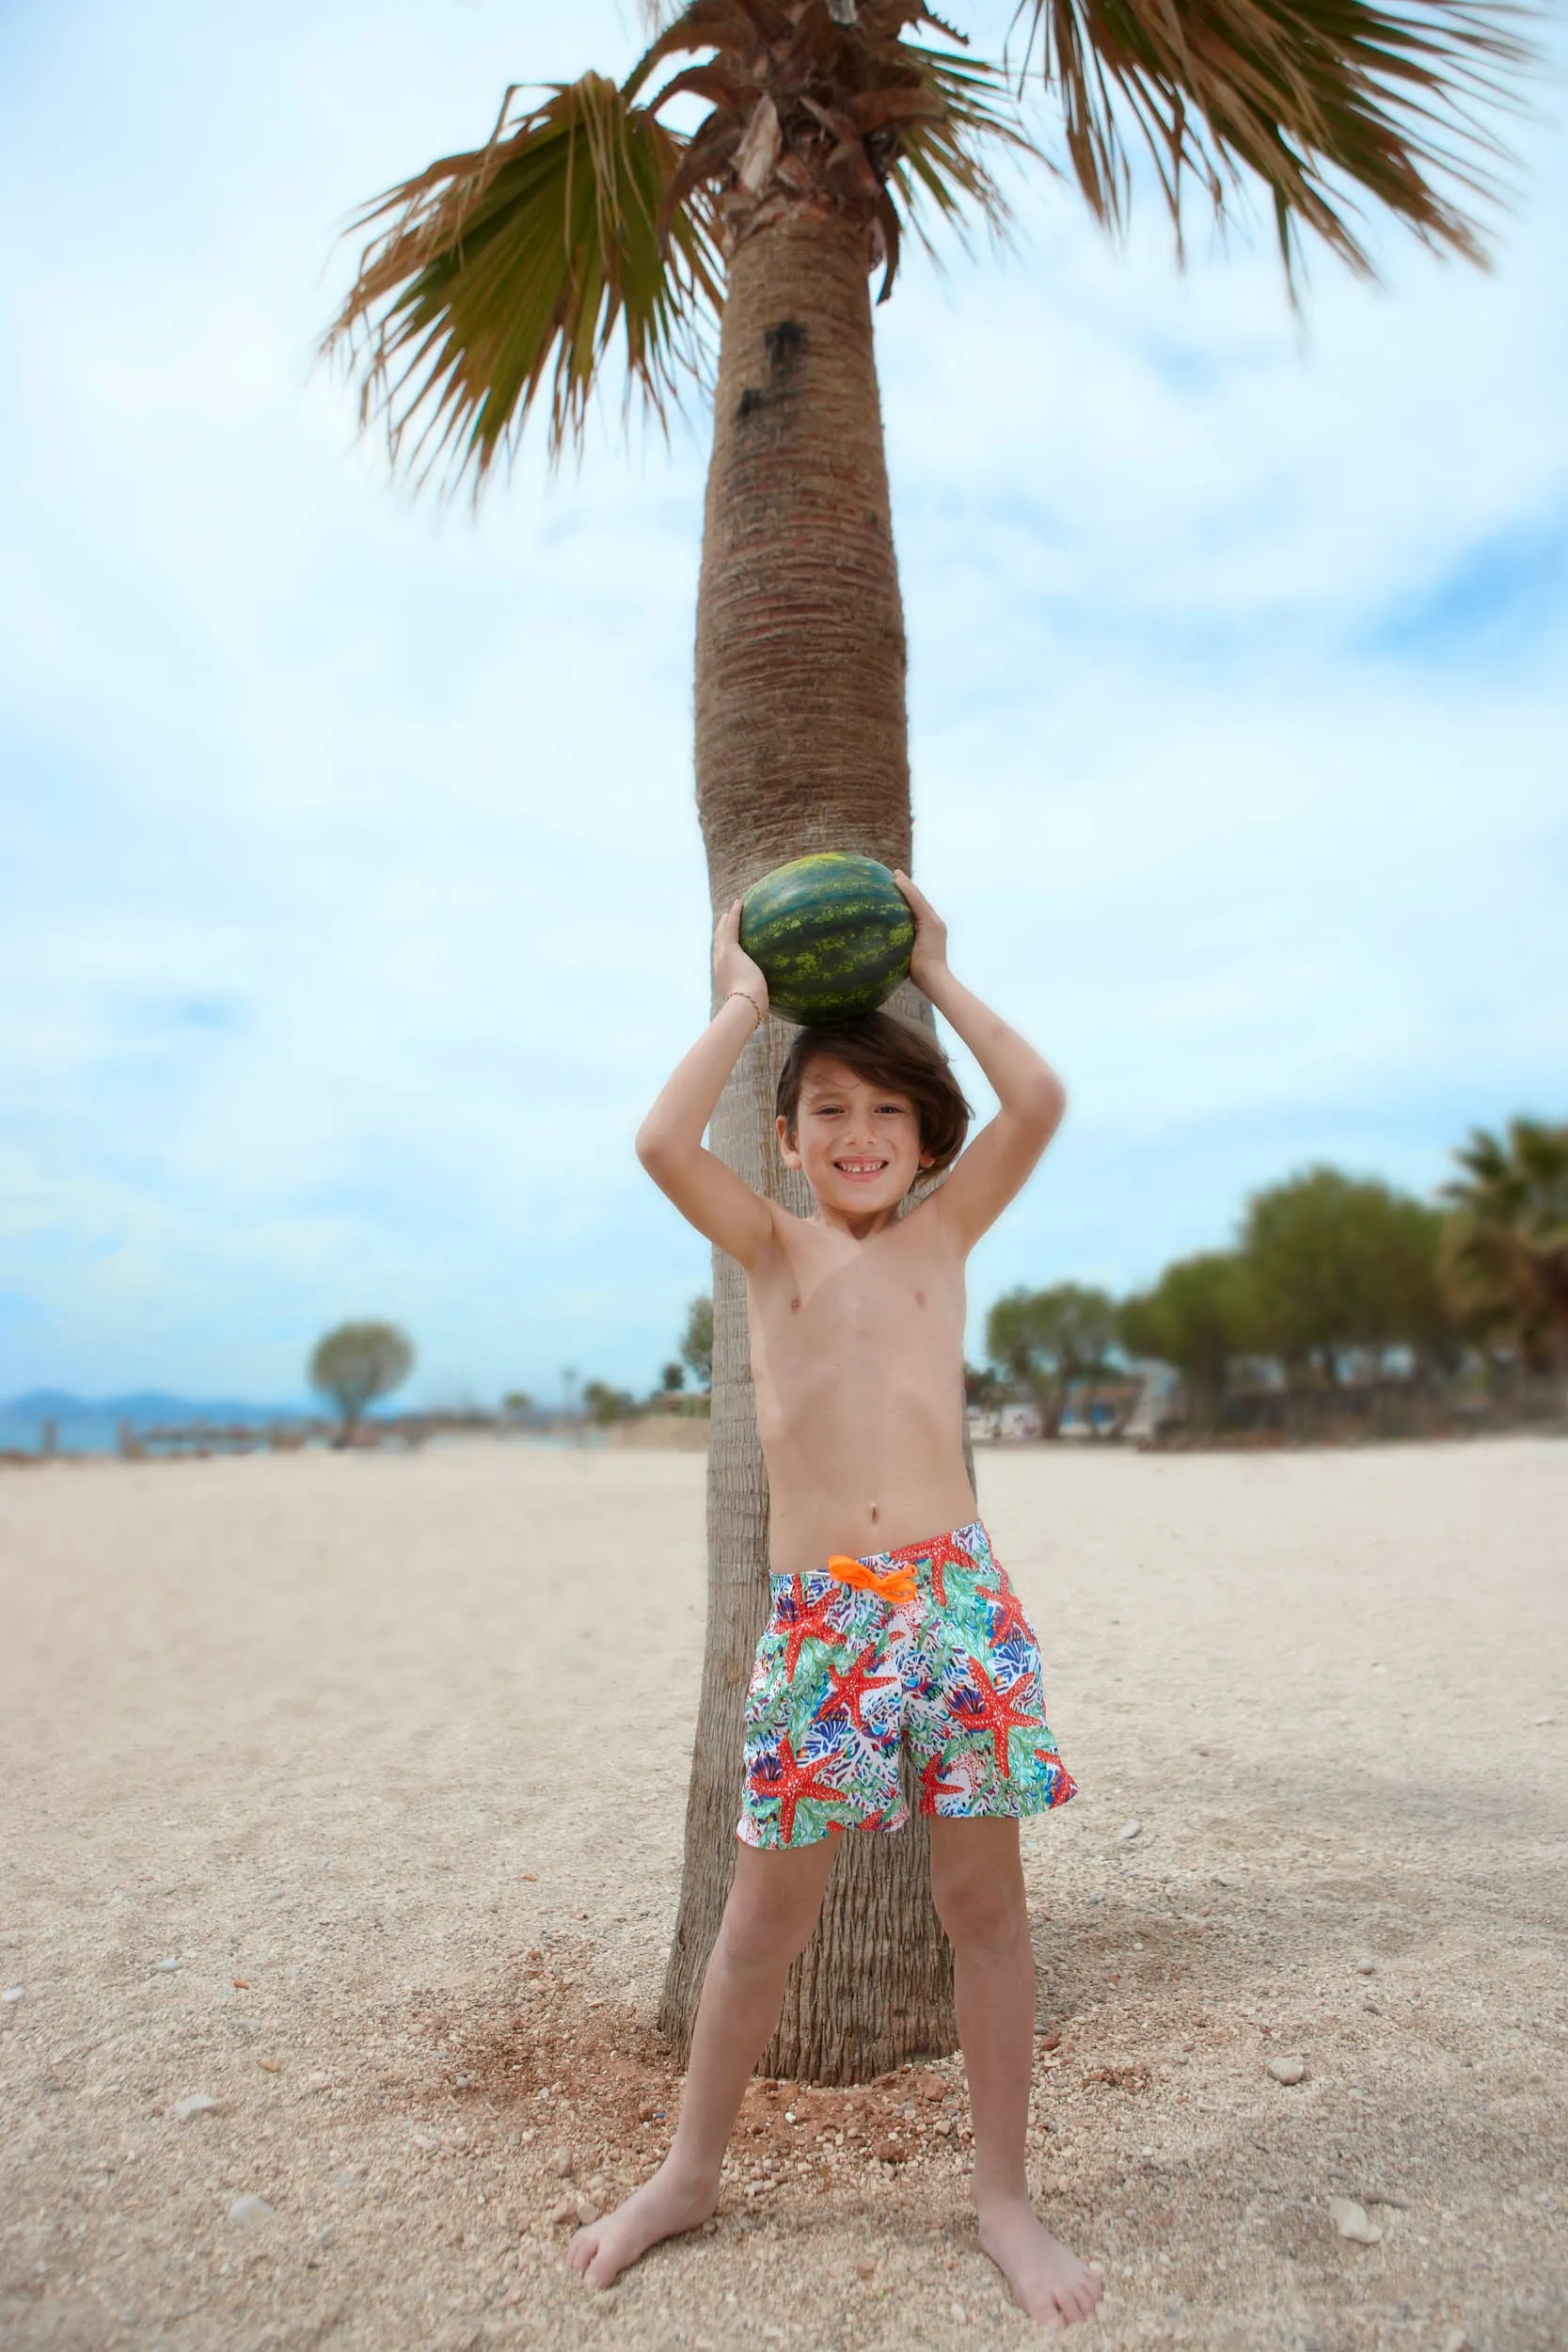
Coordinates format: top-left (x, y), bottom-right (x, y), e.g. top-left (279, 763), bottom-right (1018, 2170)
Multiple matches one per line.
top-left (869, 1502), bottom-right (879, 1523)
top-left (915, 1291), bottom-right (926, 1307)
top-left (790, 1296), bottom-right (800, 1312)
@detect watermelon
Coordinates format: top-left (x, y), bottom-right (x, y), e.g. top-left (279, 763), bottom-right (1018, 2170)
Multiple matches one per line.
top-left (739, 852), bottom-right (914, 1025)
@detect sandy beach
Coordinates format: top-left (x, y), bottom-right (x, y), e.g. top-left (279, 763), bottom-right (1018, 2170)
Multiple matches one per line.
top-left (2, 1436), bottom-right (1564, 2352)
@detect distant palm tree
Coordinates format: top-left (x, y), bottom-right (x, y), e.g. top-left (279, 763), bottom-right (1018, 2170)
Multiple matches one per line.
top-left (1442, 1119), bottom-right (1568, 1376)
top-left (325, 0), bottom-right (1529, 2080)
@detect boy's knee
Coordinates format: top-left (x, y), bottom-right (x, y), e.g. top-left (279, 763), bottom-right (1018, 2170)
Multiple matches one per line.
top-left (717, 1860), bottom-right (825, 1974)
top-left (931, 1860), bottom-right (1028, 1957)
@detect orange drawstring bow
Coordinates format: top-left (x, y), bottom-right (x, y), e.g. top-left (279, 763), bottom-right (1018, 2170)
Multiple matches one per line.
top-left (825, 1554), bottom-right (919, 1608)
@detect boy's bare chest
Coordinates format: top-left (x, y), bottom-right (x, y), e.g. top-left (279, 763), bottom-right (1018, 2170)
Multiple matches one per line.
top-left (752, 1222), bottom-right (964, 1357)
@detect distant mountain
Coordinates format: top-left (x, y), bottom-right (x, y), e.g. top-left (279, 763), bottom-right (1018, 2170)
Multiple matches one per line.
top-left (3, 1390), bottom-right (312, 1424)
top-left (0, 1391), bottom-right (331, 1456)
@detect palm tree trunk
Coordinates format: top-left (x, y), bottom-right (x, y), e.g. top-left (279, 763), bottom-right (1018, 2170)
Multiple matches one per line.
top-left (657, 202), bottom-right (956, 2084)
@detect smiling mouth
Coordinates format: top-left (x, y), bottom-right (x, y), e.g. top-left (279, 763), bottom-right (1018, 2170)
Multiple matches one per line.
top-left (834, 1159), bottom-right (889, 1179)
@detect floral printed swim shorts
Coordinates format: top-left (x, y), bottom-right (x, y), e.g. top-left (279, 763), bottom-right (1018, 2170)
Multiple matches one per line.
top-left (736, 1519), bottom-right (1076, 1849)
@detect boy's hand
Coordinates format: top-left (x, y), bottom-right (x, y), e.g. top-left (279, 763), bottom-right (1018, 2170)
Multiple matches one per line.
top-left (713, 900), bottom-right (769, 1021)
top-left (893, 871), bottom-right (949, 993)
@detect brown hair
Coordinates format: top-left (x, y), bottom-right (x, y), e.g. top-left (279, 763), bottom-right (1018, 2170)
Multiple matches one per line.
top-left (775, 1010), bottom-right (972, 1182)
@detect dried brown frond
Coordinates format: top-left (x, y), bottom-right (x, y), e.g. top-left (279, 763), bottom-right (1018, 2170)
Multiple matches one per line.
top-left (1011, 0), bottom-right (1534, 281)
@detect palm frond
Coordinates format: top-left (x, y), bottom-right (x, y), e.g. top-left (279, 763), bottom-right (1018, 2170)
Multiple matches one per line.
top-left (1438, 1116), bottom-right (1568, 1362)
top-left (324, 72), bottom-right (722, 486)
top-left (884, 44), bottom-right (1039, 277)
top-left (1011, 0), bottom-right (1534, 282)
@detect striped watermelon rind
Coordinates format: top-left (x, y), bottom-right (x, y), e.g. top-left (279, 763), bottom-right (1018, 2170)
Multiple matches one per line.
top-left (738, 852), bottom-right (914, 1025)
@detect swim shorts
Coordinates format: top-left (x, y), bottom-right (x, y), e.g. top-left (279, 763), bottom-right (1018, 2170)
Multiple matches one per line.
top-left (736, 1519), bottom-right (1076, 1849)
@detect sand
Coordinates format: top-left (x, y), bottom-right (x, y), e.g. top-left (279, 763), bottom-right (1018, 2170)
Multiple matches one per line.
top-left (1, 1435), bottom-right (1564, 2352)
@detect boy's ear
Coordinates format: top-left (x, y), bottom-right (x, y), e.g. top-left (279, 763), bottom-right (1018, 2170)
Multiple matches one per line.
top-left (776, 1113), bottom-right (802, 1169)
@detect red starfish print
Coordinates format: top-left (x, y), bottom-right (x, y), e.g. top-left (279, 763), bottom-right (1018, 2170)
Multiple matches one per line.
top-left (948, 1655), bottom-right (1042, 1777)
top-left (776, 1578), bottom-right (849, 1683)
top-left (1034, 1749), bottom-right (1079, 1806)
top-left (886, 1528), bottom-right (976, 1607)
top-left (975, 1567), bottom-right (1034, 1653)
top-left (918, 1752), bottom-right (967, 1816)
top-left (747, 1736), bottom-right (847, 1843)
top-left (816, 1644), bottom-right (897, 1735)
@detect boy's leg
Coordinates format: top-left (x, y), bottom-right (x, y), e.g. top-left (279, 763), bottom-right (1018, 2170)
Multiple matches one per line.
top-left (568, 1836), bottom-right (836, 2289)
top-left (928, 1818), bottom-right (1102, 2328)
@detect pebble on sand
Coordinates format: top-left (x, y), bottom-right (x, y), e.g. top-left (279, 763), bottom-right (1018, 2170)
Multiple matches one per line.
top-left (1327, 2198), bottom-right (1383, 2246)
top-left (173, 2094), bottom-right (219, 2122)
top-left (2, 1986), bottom-right (24, 2002)
top-left (1355, 1960), bottom-right (1377, 1975)
top-left (1267, 2055), bottom-right (1307, 2085)
top-left (574, 2196), bottom-right (599, 2226)
top-left (1117, 1820), bottom-right (1143, 1841)
top-left (227, 2195), bottom-right (276, 2227)
top-left (1440, 2331), bottom-right (1473, 2352)
top-left (155, 1957), bottom-right (181, 1973)
top-left (548, 2200), bottom-right (577, 2227)
top-left (550, 2147), bottom-right (574, 2177)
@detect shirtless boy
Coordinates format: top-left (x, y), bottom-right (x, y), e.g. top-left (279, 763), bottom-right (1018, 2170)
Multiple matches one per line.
top-left (569, 875), bottom-right (1102, 2330)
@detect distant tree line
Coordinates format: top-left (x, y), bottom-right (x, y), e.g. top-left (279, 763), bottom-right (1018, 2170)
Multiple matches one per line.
top-left (579, 1295), bottom-right (715, 1427)
top-left (982, 1117), bottom-right (1568, 1439)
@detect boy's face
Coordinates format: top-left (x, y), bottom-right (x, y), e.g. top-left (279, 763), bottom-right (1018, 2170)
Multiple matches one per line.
top-left (777, 1055), bottom-right (931, 1219)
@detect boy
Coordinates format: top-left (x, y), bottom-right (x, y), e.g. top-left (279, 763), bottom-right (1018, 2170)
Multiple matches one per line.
top-left (570, 875), bottom-right (1102, 2329)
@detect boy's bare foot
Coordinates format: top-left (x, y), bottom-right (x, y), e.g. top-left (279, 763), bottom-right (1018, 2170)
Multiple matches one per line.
top-left (566, 2160), bottom-right (719, 2290)
top-left (977, 2195), bottom-right (1103, 2329)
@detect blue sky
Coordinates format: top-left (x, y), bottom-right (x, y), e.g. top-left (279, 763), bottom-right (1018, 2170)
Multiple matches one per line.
top-left (2, 0), bottom-right (1564, 1407)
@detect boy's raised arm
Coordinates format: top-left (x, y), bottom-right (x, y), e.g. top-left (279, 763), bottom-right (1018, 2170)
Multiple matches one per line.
top-left (635, 904), bottom-right (778, 1271)
top-left (895, 872), bottom-right (1067, 1251)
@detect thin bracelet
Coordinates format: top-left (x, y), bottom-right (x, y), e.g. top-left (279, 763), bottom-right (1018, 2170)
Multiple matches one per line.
top-left (725, 989), bottom-right (766, 1030)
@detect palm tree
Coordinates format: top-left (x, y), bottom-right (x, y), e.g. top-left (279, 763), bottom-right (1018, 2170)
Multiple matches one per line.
top-left (324, 0), bottom-right (1528, 2080)
top-left (1441, 1119), bottom-right (1568, 1377)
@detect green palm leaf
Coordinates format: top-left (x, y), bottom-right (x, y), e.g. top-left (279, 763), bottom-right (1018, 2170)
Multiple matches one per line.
top-left (1014, 0), bottom-right (1532, 279)
top-left (1439, 1117), bottom-right (1568, 1365)
top-left (325, 73), bottom-right (722, 484)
